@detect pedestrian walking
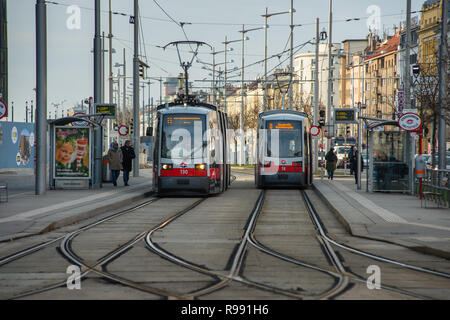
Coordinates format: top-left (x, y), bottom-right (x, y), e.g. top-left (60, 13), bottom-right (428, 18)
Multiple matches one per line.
top-left (325, 147), bottom-right (338, 180)
top-left (107, 142), bottom-right (123, 187)
top-left (121, 140), bottom-right (136, 186)
top-left (352, 149), bottom-right (363, 184)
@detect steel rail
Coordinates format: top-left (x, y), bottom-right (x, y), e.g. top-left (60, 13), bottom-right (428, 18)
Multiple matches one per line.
top-left (301, 191), bottom-right (450, 279)
top-left (6, 197), bottom-right (165, 299)
top-left (145, 190), bottom-right (308, 299)
top-left (0, 197), bottom-right (158, 267)
top-left (301, 190), bottom-right (440, 299)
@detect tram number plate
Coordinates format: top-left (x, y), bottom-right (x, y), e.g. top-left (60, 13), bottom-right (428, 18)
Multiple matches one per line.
top-left (180, 169), bottom-right (189, 175)
top-left (278, 174), bottom-right (288, 180)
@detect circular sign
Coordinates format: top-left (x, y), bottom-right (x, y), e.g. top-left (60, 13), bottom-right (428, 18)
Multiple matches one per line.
top-left (310, 125), bottom-right (320, 136)
top-left (72, 112), bottom-right (89, 126)
top-left (0, 99), bottom-right (7, 120)
top-left (398, 113), bottom-right (422, 132)
top-left (118, 125), bottom-right (129, 136)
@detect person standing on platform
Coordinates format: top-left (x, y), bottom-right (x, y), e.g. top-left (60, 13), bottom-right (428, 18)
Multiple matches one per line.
top-left (352, 149), bottom-right (363, 184)
top-left (107, 142), bottom-right (123, 187)
top-left (121, 140), bottom-right (136, 186)
top-left (325, 147), bottom-right (338, 180)
top-left (348, 146), bottom-right (355, 175)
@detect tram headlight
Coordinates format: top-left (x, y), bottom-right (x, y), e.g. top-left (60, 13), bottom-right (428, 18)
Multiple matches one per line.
top-left (195, 163), bottom-right (206, 170)
top-left (162, 164), bottom-right (173, 170)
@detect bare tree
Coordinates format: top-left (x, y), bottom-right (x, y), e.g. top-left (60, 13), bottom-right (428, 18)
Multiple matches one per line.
top-left (411, 55), bottom-right (450, 163)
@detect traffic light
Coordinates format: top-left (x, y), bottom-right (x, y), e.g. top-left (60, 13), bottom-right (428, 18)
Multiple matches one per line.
top-left (129, 118), bottom-right (134, 135)
top-left (412, 64), bottom-right (420, 75)
top-left (318, 109), bottom-right (326, 127)
top-left (139, 64), bottom-right (145, 78)
top-left (346, 126), bottom-right (350, 136)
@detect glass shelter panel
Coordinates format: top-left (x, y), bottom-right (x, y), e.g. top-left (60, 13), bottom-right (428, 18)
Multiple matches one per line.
top-left (369, 129), bottom-right (412, 192)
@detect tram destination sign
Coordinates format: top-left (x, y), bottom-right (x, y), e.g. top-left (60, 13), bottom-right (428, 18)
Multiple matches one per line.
top-left (94, 103), bottom-right (117, 119)
top-left (334, 108), bottom-right (357, 124)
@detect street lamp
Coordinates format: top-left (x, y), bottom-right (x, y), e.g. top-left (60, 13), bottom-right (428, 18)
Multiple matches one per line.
top-left (238, 25), bottom-right (263, 165)
top-left (261, 7), bottom-right (291, 112)
top-left (222, 37), bottom-right (242, 114)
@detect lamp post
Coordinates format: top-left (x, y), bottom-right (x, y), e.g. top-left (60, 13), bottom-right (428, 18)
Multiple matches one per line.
top-left (222, 37), bottom-right (240, 114)
top-left (201, 58), bottom-right (233, 105)
top-left (238, 25), bottom-right (263, 165)
top-left (261, 7), bottom-right (291, 112)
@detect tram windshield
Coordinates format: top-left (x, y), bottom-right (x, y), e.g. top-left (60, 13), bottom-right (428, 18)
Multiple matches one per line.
top-left (161, 114), bottom-right (206, 160)
top-left (265, 120), bottom-right (302, 158)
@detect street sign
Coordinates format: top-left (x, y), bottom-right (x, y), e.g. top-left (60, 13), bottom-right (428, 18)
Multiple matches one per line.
top-left (402, 108), bottom-right (418, 114)
top-left (310, 125), bottom-right (320, 137)
top-left (118, 125), bottom-right (129, 136)
top-left (72, 112), bottom-right (89, 126)
top-left (334, 108), bottom-right (357, 124)
top-left (324, 124), bottom-right (335, 138)
top-left (398, 113), bottom-right (422, 132)
top-left (94, 103), bottom-right (117, 119)
top-left (0, 99), bottom-right (7, 120)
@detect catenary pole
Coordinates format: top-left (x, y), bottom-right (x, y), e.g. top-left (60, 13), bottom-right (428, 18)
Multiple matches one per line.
top-left (327, 0), bottom-right (333, 150)
top-left (35, 0), bottom-right (47, 195)
top-left (314, 18), bottom-right (320, 174)
top-left (133, 0), bottom-right (140, 177)
top-left (438, 0), bottom-right (448, 179)
top-left (289, 0), bottom-right (294, 110)
top-left (93, 0), bottom-right (102, 188)
top-left (264, 8), bottom-right (268, 112)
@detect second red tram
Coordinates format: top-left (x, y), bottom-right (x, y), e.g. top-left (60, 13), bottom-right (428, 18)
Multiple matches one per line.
top-left (255, 110), bottom-right (312, 189)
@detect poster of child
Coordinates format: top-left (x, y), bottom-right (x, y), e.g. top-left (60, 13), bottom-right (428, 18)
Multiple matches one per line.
top-left (55, 127), bottom-right (90, 178)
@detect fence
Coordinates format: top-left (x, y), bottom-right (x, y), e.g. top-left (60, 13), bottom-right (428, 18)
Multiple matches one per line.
top-left (415, 168), bottom-right (450, 208)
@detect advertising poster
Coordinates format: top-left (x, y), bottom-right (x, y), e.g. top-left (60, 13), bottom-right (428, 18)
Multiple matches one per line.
top-left (54, 126), bottom-right (91, 178)
top-left (0, 122), bottom-right (35, 169)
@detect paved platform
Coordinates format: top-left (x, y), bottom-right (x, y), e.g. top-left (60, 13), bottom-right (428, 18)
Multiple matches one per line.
top-left (314, 175), bottom-right (450, 260)
top-left (0, 169), bottom-right (154, 241)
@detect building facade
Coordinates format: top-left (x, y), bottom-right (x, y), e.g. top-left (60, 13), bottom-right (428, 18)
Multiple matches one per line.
top-left (294, 43), bottom-right (341, 114)
top-left (363, 32), bottom-right (400, 119)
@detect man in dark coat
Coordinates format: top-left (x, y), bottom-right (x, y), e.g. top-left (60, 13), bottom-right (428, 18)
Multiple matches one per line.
top-left (352, 149), bottom-right (363, 184)
top-left (121, 140), bottom-right (136, 186)
top-left (325, 147), bottom-right (338, 180)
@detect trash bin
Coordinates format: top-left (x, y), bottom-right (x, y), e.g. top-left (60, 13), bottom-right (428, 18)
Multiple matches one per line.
top-left (102, 155), bottom-right (112, 182)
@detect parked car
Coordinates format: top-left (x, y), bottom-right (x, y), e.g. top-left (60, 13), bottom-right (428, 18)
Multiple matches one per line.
top-left (335, 146), bottom-right (351, 168)
top-left (425, 152), bottom-right (450, 170)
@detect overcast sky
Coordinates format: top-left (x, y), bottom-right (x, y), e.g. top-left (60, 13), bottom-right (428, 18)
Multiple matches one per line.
top-left (7, 0), bottom-right (424, 122)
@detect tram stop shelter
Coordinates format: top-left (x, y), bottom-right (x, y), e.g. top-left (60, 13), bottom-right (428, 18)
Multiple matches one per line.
top-left (365, 120), bottom-right (415, 193)
top-left (48, 116), bottom-right (102, 190)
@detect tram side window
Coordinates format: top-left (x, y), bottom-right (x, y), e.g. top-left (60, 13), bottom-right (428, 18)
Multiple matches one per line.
top-left (266, 121), bottom-right (302, 158)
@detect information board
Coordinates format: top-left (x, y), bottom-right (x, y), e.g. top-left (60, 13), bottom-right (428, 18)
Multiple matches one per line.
top-left (94, 103), bottom-right (117, 119)
top-left (334, 108), bottom-right (357, 124)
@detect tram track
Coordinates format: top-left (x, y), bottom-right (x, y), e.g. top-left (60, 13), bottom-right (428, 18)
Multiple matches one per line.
top-left (144, 190), bottom-right (311, 299)
top-left (300, 190), bottom-right (450, 299)
top-left (0, 197), bottom-right (159, 268)
top-left (3, 172), bottom-right (450, 300)
top-left (3, 196), bottom-right (209, 300)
